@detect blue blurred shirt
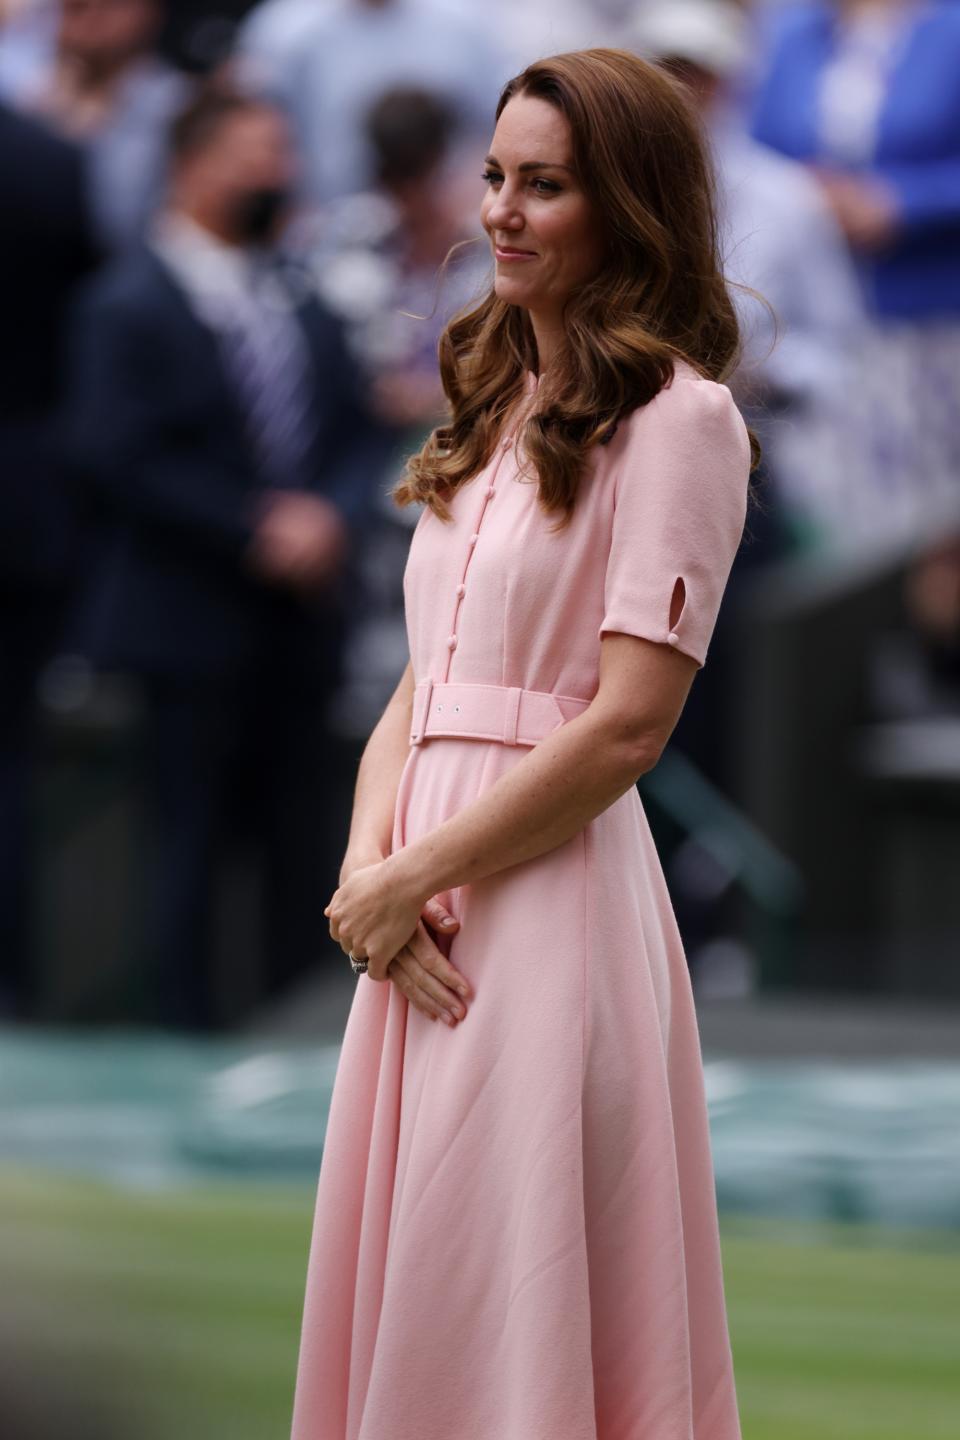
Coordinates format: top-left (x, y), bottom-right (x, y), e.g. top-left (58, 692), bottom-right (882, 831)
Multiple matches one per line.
top-left (749, 1), bottom-right (960, 319)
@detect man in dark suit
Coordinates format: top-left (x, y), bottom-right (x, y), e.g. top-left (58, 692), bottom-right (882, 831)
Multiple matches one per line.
top-left (0, 101), bottom-right (101, 1018)
top-left (64, 84), bottom-right (395, 1029)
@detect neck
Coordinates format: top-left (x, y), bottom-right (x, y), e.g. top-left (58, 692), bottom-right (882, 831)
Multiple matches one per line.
top-left (404, 209), bottom-right (454, 266)
top-left (169, 197), bottom-right (242, 248)
top-left (839, 0), bottom-right (904, 15)
top-left (529, 310), bottom-right (564, 376)
top-left (69, 49), bottom-right (141, 95)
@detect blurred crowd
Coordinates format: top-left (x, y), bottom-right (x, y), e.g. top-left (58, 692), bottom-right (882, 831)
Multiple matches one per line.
top-left (1, 0), bottom-right (959, 1029)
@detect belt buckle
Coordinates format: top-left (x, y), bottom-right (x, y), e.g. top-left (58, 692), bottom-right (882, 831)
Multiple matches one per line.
top-left (410, 676), bottom-right (434, 745)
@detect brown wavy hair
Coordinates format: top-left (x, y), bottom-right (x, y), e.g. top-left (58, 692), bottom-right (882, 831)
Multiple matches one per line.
top-left (392, 48), bottom-right (761, 529)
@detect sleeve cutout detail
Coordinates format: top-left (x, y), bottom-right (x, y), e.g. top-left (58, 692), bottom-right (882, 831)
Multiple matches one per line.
top-left (668, 575), bottom-right (687, 633)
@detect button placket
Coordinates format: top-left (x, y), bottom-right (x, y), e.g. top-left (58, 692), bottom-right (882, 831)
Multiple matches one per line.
top-left (441, 444), bottom-right (508, 682)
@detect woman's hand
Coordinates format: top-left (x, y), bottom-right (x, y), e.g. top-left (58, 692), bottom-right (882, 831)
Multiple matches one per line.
top-left (329, 849), bottom-right (471, 1022)
top-left (385, 920), bottom-right (472, 1027)
top-left (324, 857), bottom-right (433, 978)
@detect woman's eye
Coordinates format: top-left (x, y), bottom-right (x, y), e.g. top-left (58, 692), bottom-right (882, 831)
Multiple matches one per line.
top-left (480, 171), bottom-right (560, 195)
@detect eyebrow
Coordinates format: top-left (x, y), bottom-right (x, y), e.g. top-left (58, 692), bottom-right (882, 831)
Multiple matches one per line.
top-left (484, 155), bottom-right (574, 173)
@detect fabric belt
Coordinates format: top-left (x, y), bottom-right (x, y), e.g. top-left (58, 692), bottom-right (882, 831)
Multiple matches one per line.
top-left (409, 679), bottom-right (591, 747)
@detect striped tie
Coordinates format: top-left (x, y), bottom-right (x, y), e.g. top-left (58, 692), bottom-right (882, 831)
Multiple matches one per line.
top-left (219, 266), bottom-right (318, 485)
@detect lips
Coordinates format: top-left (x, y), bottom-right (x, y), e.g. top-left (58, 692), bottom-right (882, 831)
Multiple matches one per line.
top-left (494, 245), bottom-right (537, 260)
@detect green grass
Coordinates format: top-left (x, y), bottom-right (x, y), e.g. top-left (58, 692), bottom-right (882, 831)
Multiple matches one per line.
top-left (719, 1215), bottom-right (960, 1440)
top-left (1, 1167), bottom-right (957, 1439)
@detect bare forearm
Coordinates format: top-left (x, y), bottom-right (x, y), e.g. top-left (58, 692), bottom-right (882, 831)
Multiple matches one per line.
top-left (383, 710), bottom-right (648, 903)
top-left (342, 690), bottom-right (412, 866)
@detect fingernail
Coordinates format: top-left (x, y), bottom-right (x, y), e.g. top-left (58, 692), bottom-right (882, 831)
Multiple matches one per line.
top-left (442, 1013), bottom-right (456, 1027)
top-left (442, 917), bottom-right (457, 928)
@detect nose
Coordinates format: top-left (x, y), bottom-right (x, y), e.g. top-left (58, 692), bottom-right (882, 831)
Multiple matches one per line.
top-left (484, 184), bottom-right (523, 232)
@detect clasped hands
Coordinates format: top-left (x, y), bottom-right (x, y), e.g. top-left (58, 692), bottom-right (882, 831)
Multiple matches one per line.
top-left (324, 853), bottom-right (471, 1028)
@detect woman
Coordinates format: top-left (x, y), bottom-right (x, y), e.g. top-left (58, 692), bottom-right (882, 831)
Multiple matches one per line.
top-left (291, 49), bottom-right (755, 1440)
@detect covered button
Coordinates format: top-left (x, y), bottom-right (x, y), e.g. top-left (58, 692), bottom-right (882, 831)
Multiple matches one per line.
top-left (447, 634), bottom-right (458, 649)
top-left (667, 631), bottom-right (680, 647)
top-left (469, 532), bottom-right (479, 545)
top-left (455, 583), bottom-right (466, 598)
top-left (485, 485), bottom-right (496, 498)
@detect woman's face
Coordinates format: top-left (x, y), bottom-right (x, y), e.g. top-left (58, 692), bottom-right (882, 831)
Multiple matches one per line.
top-left (480, 93), bottom-right (605, 326)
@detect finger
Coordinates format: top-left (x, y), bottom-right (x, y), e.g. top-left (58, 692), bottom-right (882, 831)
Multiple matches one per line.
top-left (399, 944), bottom-right (468, 1018)
top-left (388, 956), bottom-right (442, 1022)
top-left (390, 949), bottom-right (456, 1019)
top-left (408, 923), bottom-right (471, 1000)
top-left (421, 897), bottom-right (460, 934)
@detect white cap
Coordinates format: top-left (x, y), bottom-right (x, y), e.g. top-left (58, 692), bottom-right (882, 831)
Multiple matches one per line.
top-left (626, 0), bottom-right (750, 80)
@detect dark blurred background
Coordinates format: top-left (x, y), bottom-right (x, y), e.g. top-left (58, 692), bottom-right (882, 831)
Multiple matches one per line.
top-left (1, 1), bottom-right (959, 1436)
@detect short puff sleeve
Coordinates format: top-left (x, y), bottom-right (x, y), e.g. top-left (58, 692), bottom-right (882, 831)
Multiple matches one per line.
top-left (599, 372), bottom-right (750, 669)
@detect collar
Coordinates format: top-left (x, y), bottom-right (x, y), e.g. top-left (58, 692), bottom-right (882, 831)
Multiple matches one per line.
top-left (149, 210), bottom-right (272, 331)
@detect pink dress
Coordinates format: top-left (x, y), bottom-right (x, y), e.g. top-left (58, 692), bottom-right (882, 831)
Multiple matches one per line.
top-left (290, 360), bottom-right (751, 1440)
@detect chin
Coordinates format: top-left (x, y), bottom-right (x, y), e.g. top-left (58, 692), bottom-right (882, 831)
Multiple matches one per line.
top-left (493, 274), bottom-right (536, 309)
